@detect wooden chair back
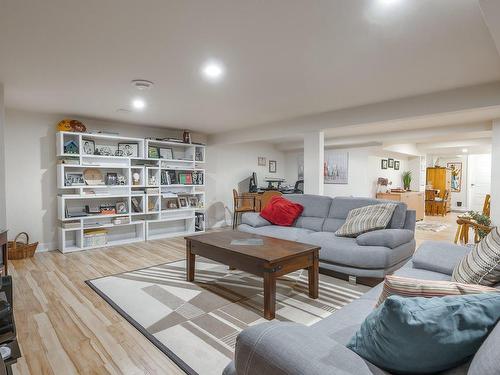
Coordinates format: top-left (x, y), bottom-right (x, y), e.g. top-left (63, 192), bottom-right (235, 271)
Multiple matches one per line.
top-left (232, 189), bottom-right (239, 210)
top-left (260, 191), bottom-right (282, 211)
top-left (483, 194), bottom-right (491, 217)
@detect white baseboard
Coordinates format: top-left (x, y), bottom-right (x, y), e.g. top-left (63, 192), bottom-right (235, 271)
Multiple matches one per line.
top-left (36, 242), bottom-right (57, 253)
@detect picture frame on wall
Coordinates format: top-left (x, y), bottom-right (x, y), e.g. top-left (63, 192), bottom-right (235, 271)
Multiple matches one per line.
top-left (269, 160), bottom-right (277, 173)
top-left (258, 157), bottom-right (267, 166)
top-left (159, 147), bottom-right (174, 160)
top-left (388, 158), bottom-right (394, 168)
top-left (82, 140), bottom-right (95, 155)
top-left (118, 142), bottom-right (139, 157)
top-left (394, 160), bottom-right (400, 170)
top-left (447, 162), bottom-right (463, 192)
top-left (381, 159), bottom-right (388, 170)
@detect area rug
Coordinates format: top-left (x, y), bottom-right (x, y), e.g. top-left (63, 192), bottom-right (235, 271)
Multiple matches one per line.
top-left (416, 221), bottom-right (449, 232)
top-left (87, 258), bottom-right (368, 375)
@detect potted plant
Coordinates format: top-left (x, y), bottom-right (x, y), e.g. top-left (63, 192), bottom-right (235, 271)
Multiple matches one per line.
top-left (402, 171), bottom-right (412, 191)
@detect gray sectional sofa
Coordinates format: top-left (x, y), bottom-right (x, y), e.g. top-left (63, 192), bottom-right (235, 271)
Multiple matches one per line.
top-left (238, 195), bottom-right (416, 279)
top-left (223, 242), bottom-right (500, 375)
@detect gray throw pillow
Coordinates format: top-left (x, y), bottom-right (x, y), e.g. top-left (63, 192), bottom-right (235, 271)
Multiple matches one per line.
top-left (452, 227), bottom-right (500, 286)
top-left (335, 203), bottom-right (397, 238)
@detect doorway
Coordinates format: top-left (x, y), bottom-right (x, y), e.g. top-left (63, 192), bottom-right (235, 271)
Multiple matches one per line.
top-left (467, 154), bottom-right (491, 212)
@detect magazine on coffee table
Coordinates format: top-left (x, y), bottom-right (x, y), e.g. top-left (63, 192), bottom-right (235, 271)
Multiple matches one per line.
top-left (230, 238), bottom-right (264, 246)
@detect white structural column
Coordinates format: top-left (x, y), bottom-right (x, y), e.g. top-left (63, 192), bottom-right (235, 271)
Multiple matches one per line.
top-left (303, 131), bottom-right (324, 195)
top-left (491, 119), bottom-right (500, 226)
top-left (0, 83), bottom-right (5, 229)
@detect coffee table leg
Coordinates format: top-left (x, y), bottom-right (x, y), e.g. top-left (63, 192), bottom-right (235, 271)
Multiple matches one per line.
top-left (186, 240), bottom-right (195, 282)
top-left (308, 251), bottom-right (319, 299)
top-left (263, 272), bottom-right (276, 320)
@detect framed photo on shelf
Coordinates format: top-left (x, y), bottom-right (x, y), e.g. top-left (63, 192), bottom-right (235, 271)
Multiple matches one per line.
top-left (394, 160), bottom-right (400, 170)
top-left (105, 172), bottom-right (118, 185)
top-left (388, 158), bottom-right (394, 168)
top-left (165, 198), bottom-right (179, 209)
top-left (148, 146), bottom-right (159, 159)
top-left (159, 147), bottom-right (174, 160)
top-left (118, 142), bottom-right (139, 157)
top-left (178, 197), bottom-right (188, 208)
top-left (115, 201), bottom-right (128, 214)
top-left (188, 195), bottom-right (199, 208)
top-left (269, 160), bottom-right (277, 173)
top-left (82, 140), bottom-right (95, 155)
top-left (65, 172), bottom-right (85, 186)
top-left (381, 159), bottom-right (388, 170)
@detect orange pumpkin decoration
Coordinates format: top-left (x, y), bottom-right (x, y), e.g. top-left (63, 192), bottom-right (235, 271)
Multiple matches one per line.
top-left (57, 119), bottom-right (87, 132)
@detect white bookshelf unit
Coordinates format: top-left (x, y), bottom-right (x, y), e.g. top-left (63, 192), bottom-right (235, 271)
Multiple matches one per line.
top-left (56, 131), bottom-right (206, 253)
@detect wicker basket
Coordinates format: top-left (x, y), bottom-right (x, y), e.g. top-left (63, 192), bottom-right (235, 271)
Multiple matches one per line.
top-left (8, 232), bottom-right (38, 260)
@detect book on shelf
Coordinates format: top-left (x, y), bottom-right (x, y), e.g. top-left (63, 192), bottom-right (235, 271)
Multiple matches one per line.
top-left (62, 222), bottom-right (81, 229)
top-left (58, 159), bottom-right (80, 165)
top-left (146, 188), bottom-right (159, 194)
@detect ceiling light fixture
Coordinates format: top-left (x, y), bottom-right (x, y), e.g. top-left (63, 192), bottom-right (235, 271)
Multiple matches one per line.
top-left (201, 60), bottom-right (225, 82)
top-left (378, 0), bottom-right (401, 5)
top-left (132, 98), bottom-right (146, 110)
top-left (462, 148), bottom-right (468, 153)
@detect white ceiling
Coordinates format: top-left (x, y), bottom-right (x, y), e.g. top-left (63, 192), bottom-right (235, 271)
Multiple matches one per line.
top-left (1, 0), bottom-right (500, 134)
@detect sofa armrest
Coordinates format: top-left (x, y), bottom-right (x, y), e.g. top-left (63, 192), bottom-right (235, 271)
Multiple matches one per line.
top-left (356, 229), bottom-right (414, 249)
top-left (232, 322), bottom-right (386, 375)
top-left (412, 241), bottom-right (470, 276)
top-left (240, 212), bottom-right (271, 228)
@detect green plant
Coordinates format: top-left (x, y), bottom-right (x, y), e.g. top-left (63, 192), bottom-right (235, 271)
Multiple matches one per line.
top-left (467, 210), bottom-right (491, 240)
top-left (402, 171), bottom-right (412, 191)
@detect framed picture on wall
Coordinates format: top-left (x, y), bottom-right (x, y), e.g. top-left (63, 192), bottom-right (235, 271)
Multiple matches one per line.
top-left (258, 157), bottom-right (267, 166)
top-left (324, 151), bottom-right (349, 184)
top-left (388, 158), bottom-right (394, 168)
top-left (447, 162), bottom-right (462, 192)
top-left (381, 159), bottom-right (388, 170)
top-left (269, 160), bottom-right (277, 173)
top-left (394, 160), bottom-right (400, 170)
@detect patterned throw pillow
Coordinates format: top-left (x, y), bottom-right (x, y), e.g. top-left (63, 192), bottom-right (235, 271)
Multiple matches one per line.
top-left (452, 227), bottom-right (500, 286)
top-left (335, 203), bottom-right (397, 238)
top-left (376, 275), bottom-right (498, 307)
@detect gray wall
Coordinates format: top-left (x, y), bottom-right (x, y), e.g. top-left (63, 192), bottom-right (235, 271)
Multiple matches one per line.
top-left (0, 84), bottom-right (6, 230)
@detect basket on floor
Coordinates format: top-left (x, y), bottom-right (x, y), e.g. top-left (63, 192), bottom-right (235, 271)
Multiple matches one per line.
top-left (8, 232), bottom-right (38, 260)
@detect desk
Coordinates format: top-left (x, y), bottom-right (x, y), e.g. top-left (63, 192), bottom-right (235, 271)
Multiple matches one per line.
top-left (0, 231), bottom-right (6, 276)
top-left (239, 193), bottom-right (263, 212)
top-left (376, 192), bottom-right (425, 221)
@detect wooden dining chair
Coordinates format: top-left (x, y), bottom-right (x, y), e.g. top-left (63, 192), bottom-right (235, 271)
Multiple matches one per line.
top-left (455, 194), bottom-right (492, 244)
top-left (435, 189), bottom-right (449, 216)
top-left (259, 191), bottom-right (282, 211)
top-left (232, 189), bottom-right (256, 229)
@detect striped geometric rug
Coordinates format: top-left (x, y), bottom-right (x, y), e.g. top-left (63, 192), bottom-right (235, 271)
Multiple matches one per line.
top-left (87, 258), bottom-right (369, 375)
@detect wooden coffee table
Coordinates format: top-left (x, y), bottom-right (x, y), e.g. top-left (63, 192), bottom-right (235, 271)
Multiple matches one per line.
top-left (185, 231), bottom-right (320, 320)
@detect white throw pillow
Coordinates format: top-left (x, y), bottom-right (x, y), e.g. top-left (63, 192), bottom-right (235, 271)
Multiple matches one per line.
top-left (335, 203), bottom-right (397, 238)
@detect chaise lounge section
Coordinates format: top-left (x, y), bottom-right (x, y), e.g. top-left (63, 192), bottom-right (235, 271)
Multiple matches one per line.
top-left (238, 195), bottom-right (416, 281)
top-left (223, 241), bottom-right (499, 375)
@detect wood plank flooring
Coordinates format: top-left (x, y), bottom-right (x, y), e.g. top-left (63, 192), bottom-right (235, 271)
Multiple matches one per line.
top-left (9, 216), bottom-right (460, 375)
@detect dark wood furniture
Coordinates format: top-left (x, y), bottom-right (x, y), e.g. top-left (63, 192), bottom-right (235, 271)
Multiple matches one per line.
top-left (185, 231), bottom-right (320, 320)
top-left (0, 276), bottom-right (21, 374)
top-left (232, 190), bottom-right (257, 229)
top-left (0, 231), bottom-right (7, 276)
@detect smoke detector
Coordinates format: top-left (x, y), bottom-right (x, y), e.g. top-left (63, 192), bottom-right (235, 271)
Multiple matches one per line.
top-left (131, 79), bottom-right (154, 90)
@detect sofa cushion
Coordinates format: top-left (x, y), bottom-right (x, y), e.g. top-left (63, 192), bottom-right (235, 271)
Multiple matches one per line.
top-left (260, 196), bottom-right (304, 226)
top-left (303, 232), bottom-right (414, 269)
top-left (285, 194), bottom-right (332, 231)
top-left (238, 224), bottom-right (314, 243)
top-left (468, 323), bottom-right (500, 375)
top-left (347, 293), bottom-right (500, 374)
top-left (241, 212), bottom-right (271, 228)
top-left (327, 197), bottom-right (407, 229)
top-left (356, 229), bottom-right (414, 249)
top-left (335, 203), bottom-right (398, 238)
top-left (376, 275), bottom-right (499, 307)
top-left (452, 227), bottom-right (500, 286)
top-left (413, 241), bottom-right (471, 276)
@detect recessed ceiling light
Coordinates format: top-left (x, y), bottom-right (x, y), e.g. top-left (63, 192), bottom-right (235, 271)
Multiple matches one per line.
top-left (378, 0), bottom-right (401, 6)
top-left (462, 148), bottom-right (468, 153)
top-left (132, 98), bottom-right (146, 110)
top-left (201, 60), bottom-right (225, 82)
top-left (131, 79), bottom-right (154, 90)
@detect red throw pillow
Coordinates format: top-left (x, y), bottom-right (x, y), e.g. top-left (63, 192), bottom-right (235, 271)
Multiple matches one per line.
top-left (260, 196), bottom-right (304, 226)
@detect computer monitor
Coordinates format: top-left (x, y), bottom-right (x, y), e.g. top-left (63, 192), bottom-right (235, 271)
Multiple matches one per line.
top-left (249, 172), bottom-right (258, 193)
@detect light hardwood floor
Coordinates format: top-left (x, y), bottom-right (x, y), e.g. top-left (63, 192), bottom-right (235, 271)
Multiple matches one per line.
top-left (9, 215), bottom-right (461, 375)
